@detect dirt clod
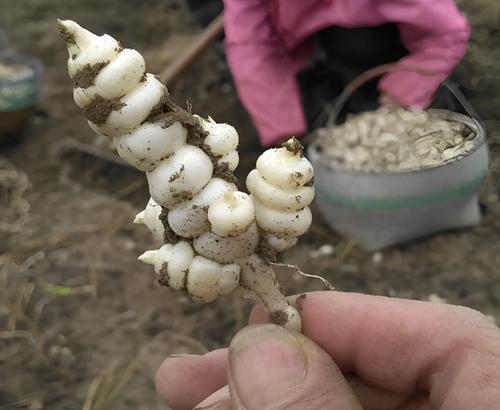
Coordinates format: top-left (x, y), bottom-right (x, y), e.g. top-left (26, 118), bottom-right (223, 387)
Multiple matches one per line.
top-left (172, 190), bottom-right (194, 202)
top-left (270, 310), bottom-right (289, 326)
top-left (147, 94), bottom-right (221, 174)
top-left (57, 21), bottom-right (76, 44)
top-left (159, 207), bottom-right (180, 244)
top-left (213, 161), bottom-right (238, 185)
top-left (72, 62), bottom-right (109, 89)
top-left (282, 137), bottom-right (304, 156)
top-left (143, 91), bottom-right (236, 188)
top-left (304, 176), bottom-right (314, 187)
top-left (158, 263), bottom-right (170, 287)
top-left (145, 90), bottom-right (176, 123)
top-left (169, 165), bottom-right (185, 182)
top-left (83, 95), bottom-right (126, 125)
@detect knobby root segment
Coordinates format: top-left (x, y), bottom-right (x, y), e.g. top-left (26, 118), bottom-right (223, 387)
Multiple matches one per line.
top-left (57, 20), bottom-right (76, 44)
top-left (282, 137), bottom-right (304, 156)
top-left (146, 90), bottom-right (238, 185)
top-left (58, 20), bottom-right (311, 333)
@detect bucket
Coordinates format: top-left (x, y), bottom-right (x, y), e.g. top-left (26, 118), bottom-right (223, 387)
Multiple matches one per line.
top-left (0, 51), bottom-right (44, 140)
top-left (307, 65), bottom-right (489, 251)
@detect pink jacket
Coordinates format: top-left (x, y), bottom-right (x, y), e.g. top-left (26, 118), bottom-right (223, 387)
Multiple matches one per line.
top-left (223, 0), bottom-right (470, 146)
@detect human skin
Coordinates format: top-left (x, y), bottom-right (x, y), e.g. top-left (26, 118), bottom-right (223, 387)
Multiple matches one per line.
top-left (156, 291), bottom-right (500, 409)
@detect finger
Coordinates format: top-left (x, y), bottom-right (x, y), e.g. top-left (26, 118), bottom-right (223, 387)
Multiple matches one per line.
top-left (378, 93), bottom-right (400, 107)
top-left (347, 376), bottom-right (408, 409)
top-left (288, 291), bottom-right (500, 399)
top-left (249, 307), bottom-right (429, 409)
top-left (227, 324), bottom-right (363, 410)
top-left (346, 375), bottom-right (431, 410)
top-left (155, 349), bottom-right (228, 410)
top-left (248, 304), bottom-right (268, 324)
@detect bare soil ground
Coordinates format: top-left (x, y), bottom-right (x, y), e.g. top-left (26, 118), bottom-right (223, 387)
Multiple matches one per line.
top-left (0, 0), bottom-right (499, 409)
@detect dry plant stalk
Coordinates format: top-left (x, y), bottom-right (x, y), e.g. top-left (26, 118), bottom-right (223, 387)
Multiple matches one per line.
top-left (58, 20), bottom-right (316, 331)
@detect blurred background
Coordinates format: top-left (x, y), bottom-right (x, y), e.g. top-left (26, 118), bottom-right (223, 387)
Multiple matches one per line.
top-left (0, 0), bottom-right (499, 409)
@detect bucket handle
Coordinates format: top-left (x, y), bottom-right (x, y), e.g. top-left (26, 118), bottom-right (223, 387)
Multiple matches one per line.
top-left (321, 63), bottom-right (484, 130)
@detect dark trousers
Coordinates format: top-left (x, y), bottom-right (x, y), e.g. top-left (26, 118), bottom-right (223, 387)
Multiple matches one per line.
top-left (299, 24), bottom-right (408, 128)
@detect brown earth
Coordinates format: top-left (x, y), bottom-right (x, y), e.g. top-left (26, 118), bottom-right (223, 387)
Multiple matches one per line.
top-left (0, 0), bottom-right (499, 409)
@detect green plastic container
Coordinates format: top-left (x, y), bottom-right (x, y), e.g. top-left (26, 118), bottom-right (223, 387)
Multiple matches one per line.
top-left (0, 51), bottom-right (43, 138)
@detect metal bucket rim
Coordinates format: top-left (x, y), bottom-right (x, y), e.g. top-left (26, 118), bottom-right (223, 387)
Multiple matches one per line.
top-left (0, 50), bottom-right (44, 82)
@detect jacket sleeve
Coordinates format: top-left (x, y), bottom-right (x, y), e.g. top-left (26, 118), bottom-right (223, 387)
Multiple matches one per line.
top-left (223, 0), bottom-right (307, 146)
top-left (374, 0), bottom-right (470, 108)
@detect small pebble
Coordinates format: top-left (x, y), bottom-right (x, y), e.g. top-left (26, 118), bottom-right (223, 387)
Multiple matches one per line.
top-left (372, 252), bottom-right (383, 264)
top-left (310, 244), bottom-right (335, 258)
top-left (427, 293), bottom-right (448, 304)
top-left (486, 314), bottom-right (497, 325)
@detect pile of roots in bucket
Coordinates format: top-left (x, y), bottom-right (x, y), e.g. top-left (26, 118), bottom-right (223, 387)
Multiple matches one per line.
top-left (315, 107), bottom-right (478, 172)
top-left (0, 60), bottom-right (34, 81)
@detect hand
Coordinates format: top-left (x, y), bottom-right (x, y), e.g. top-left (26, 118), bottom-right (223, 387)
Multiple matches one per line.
top-left (378, 93), bottom-right (401, 108)
top-left (156, 291), bottom-right (500, 409)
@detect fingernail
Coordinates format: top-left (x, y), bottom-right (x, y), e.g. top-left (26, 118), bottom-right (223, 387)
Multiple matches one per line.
top-left (194, 386), bottom-right (229, 410)
top-left (248, 304), bottom-right (270, 324)
top-left (193, 400), bottom-right (225, 410)
top-left (229, 324), bottom-right (306, 407)
top-left (167, 353), bottom-right (198, 359)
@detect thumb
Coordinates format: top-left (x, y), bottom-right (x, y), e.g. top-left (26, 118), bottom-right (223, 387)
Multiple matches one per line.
top-left (227, 324), bottom-right (362, 410)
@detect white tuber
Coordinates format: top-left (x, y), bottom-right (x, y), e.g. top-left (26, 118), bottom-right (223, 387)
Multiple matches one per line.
top-left (264, 234), bottom-right (298, 253)
top-left (247, 139), bottom-right (314, 253)
top-left (246, 169), bottom-right (314, 211)
top-left (256, 143), bottom-right (314, 189)
top-left (167, 178), bottom-right (237, 238)
top-left (196, 115), bottom-right (240, 171)
top-left (73, 49), bottom-right (146, 107)
top-left (254, 199), bottom-right (312, 237)
top-left (93, 74), bottom-right (165, 137)
top-left (193, 223), bottom-right (259, 264)
top-left (138, 241), bottom-right (194, 290)
top-left (186, 257), bottom-right (241, 303)
top-left (217, 150), bottom-right (239, 172)
top-left (146, 145), bottom-right (213, 207)
top-left (138, 242), bottom-right (240, 301)
top-left (62, 19), bottom-right (121, 78)
top-left (58, 20), bottom-right (317, 332)
top-left (133, 198), bottom-right (164, 242)
top-left (208, 191), bottom-right (255, 237)
top-left (115, 122), bottom-right (187, 172)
